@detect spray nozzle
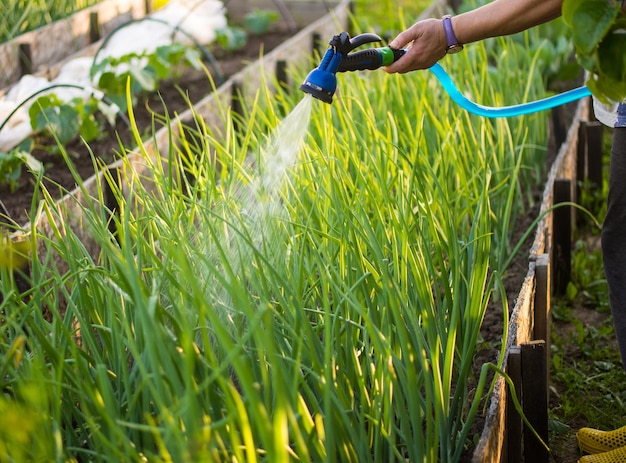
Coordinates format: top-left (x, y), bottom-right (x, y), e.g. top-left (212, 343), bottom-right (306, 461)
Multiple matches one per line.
top-left (301, 32), bottom-right (593, 114)
top-left (299, 32), bottom-right (405, 104)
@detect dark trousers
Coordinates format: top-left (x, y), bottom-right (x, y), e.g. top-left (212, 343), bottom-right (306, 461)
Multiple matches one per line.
top-left (601, 127), bottom-right (626, 371)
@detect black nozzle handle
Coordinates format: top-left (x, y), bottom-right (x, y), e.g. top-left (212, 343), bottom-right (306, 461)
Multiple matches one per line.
top-left (346, 33), bottom-right (383, 50)
top-left (331, 32), bottom-right (382, 54)
top-left (337, 48), bottom-right (405, 73)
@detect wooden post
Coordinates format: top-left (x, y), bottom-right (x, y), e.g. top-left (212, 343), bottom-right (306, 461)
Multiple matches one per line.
top-left (231, 81), bottom-right (244, 135)
top-left (552, 179), bottom-right (572, 296)
top-left (103, 167), bottom-right (121, 238)
top-left (587, 96), bottom-right (597, 121)
top-left (18, 43), bottom-right (33, 77)
top-left (521, 341), bottom-right (549, 463)
top-left (551, 107), bottom-right (566, 149)
top-left (276, 60), bottom-right (289, 92)
top-left (275, 59), bottom-right (289, 117)
top-left (533, 254), bottom-right (551, 344)
top-left (586, 121), bottom-right (604, 190)
top-left (576, 121), bottom-right (588, 207)
top-left (507, 346), bottom-right (523, 463)
top-left (89, 11), bottom-right (101, 43)
top-left (534, 254), bottom-right (551, 408)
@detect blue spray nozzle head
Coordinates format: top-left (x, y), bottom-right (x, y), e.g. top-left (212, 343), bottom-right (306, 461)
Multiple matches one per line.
top-left (299, 46), bottom-right (341, 103)
top-left (299, 68), bottom-right (337, 104)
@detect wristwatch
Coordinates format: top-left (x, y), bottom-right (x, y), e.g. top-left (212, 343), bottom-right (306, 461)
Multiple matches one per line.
top-left (442, 15), bottom-right (463, 54)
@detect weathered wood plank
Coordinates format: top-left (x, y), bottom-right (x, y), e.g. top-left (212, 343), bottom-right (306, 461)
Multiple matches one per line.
top-left (0, 0), bottom-right (146, 89)
top-left (473, 99), bottom-right (589, 462)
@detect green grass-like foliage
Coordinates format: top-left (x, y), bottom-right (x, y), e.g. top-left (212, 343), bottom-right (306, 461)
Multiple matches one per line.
top-left (0, 13), bottom-right (565, 463)
top-left (0, 0), bottom-right (102, 44)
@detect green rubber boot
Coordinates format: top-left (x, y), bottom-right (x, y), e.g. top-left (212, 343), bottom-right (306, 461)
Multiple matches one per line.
top-left (577, 426), bottom-right (626, 454)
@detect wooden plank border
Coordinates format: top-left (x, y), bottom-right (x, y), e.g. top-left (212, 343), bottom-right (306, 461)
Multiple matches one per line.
top-left (0, 0), bottom-right (146, 89)
top-left (473, 97), bottom-right (591, 462)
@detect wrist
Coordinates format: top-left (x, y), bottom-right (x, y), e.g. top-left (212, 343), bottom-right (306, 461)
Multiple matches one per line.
top-left (442, 14), bottom-right (464, 54)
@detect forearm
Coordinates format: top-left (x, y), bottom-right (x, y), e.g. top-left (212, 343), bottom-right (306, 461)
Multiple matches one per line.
top-left (452, 0), bottom-right (563, 45)
top-left (385, 0), bottom-right (564, 73)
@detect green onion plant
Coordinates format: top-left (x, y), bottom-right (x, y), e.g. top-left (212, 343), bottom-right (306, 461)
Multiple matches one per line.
top-left (1, 0), bottom-right (103, 44)
top-left (0, 4), bottom-right (574, 461)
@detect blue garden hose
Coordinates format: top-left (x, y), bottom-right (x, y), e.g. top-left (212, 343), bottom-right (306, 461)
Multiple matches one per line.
top-left (428, 62), bottom-right (591, 118)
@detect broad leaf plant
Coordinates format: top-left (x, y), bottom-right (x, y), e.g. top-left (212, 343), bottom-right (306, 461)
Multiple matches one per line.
top-left (562, 0), bottom-right (626, 102)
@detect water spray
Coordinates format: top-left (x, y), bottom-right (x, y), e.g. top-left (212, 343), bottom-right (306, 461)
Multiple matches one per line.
top-left (300, 32), bottom-right (592, 117)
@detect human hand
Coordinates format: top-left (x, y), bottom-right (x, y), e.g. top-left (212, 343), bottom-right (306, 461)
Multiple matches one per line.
top-left (383, 18), bottom-right (448, 74)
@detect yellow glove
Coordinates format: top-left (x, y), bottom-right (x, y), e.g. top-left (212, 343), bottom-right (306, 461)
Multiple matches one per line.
top-left (578, 426), bottom-right (626, 454)
top-left (578, 445), bottom-right (626, 463)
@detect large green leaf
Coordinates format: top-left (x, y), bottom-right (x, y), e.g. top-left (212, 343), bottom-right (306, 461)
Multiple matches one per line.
top-left (41, 105), bottom-right (81, 144)
top-left (79, 114), bottom-right (100, 142)
top-left (216, 27), bottom-right (248, 51)
top-left (29, 95), bottom-right (81, 144)
top-left (562, 0), bottom-right (626, 102)
top-left (570, 0), bottom-right (618, 55)
top-left (244, 9), bottom-right (279, 35)
top-left (587, 72), bottom-right (626, 104)
top-left (0, 141), bottom-right (40, 191)
top-left (562, 0), bottom-right (585, 26)
top-left (129, 65), bottom-right (157, 92)
top-left (597, 25), bottom-right (626, 82)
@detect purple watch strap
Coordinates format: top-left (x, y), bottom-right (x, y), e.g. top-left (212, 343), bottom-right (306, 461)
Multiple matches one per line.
top-left (443, 15), bottom-right (459, 48)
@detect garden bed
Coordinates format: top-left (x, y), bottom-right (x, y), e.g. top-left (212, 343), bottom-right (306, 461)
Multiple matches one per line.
top-left (1, 0), bottom-right (592, 461)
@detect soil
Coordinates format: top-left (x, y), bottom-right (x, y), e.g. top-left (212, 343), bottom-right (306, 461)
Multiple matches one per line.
top-left (0, 31), bottom-right (291, 227)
